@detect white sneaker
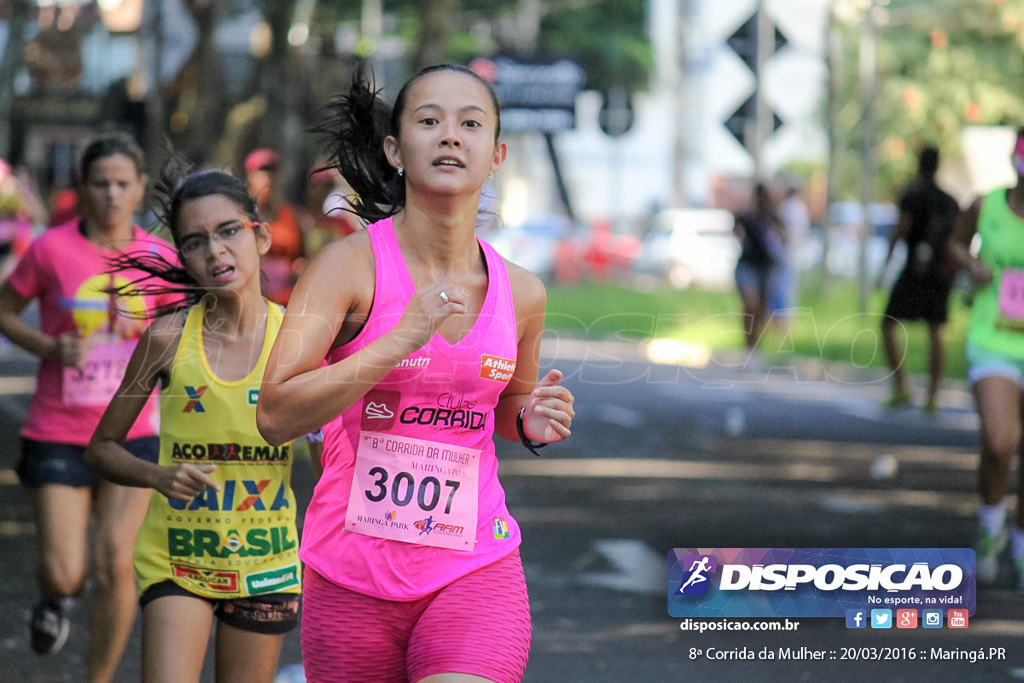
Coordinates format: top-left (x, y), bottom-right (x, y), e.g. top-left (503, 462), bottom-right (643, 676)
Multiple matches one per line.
top-left (976, 526), bottom-right (1008, 585)
top-left (29, 600), bottom-right (70, 655)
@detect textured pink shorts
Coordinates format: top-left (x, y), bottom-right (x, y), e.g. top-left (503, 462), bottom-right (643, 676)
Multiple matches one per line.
top-left (301, 549), bottom-right (531, 683)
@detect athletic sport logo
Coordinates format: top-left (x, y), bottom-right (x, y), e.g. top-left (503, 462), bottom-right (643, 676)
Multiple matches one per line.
top-left (183, 385), bottom-right (207, 413)
top-left (479, 354), bottom-right (516, 383)
top-left (676, 554), bottom-right (717, 595)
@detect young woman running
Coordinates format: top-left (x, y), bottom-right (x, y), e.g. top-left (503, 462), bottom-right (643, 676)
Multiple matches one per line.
top-left (256, 64), bottom-right (576, 682)
top-left (87, 167), bottom-right (302, 682)
top-left (0, 133), bottom-right (176, 680)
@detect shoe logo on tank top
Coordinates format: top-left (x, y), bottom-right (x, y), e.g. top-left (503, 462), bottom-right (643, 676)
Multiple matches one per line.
top-left (183, 385), bottom-right (208, 413)
top-left (362, 389), bottom-right (400, 430)
top-left (365, 402), bottom-right (395, 419)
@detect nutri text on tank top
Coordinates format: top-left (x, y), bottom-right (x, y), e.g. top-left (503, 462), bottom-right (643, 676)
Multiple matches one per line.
top-left (300, 217), bottom-right (523, 600)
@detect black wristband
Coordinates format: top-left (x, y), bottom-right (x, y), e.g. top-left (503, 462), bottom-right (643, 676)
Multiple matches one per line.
top-left (517, 407), bottom-right (547, 457)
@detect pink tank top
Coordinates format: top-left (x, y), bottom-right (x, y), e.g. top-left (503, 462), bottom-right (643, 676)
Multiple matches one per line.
top-left (300, 217), bottom-right (522, 600)
top-left (8, 221), bottom-right (178, 445)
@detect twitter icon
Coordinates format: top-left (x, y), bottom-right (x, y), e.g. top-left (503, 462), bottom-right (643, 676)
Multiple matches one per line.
top-left (870, 609), bottom-right (892, 629)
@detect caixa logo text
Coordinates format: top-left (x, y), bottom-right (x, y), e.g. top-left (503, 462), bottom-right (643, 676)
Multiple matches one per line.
top-left (718, 562), bottom-right (964, 592)
top-left (168, 479), bottom-right (291, 512)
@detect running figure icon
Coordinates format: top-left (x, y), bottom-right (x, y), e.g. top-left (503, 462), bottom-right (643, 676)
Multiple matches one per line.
top-left (416, 516), bottom-right (435, 536)
top-left (678, 556), bottom-right (712, 593)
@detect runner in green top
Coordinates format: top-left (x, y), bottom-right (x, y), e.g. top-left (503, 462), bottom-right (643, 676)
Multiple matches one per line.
top-left (949, 126), bottom-right (1024, 590)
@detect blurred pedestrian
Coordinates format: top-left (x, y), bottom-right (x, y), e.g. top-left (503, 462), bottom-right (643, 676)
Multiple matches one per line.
top-left (48, 187), bottom-right (79, 228)
top-left (256, 64), bottom-right (576, 682)
top-left (299, 163), bottom-right (359, 256)
top-left (0, 159), bottom-right (46, 279)
top-left (948, 127), bottom-right (1024, 588)
top-left (771, 178), bottom-right (811, 325)
top-left (880, 145), bottom-right (959, 413)
top-left (0, 133), bottom-right (177, 681)
top-left (87, 165), bottom-right (303, 682)
top-left (244, 148), bottom-right (305, 304)
top-left (733, 182), bottom-right (784, 362)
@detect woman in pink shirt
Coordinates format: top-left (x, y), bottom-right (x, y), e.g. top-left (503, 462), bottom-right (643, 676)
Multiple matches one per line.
top-left (257, 65), bottom-right (576, 682)
top-left (0, 133), bottom-right (177, 680)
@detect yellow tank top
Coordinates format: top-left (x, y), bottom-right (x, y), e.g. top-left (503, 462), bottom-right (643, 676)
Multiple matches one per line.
top-left (133, 299), bottom-right (301, 599)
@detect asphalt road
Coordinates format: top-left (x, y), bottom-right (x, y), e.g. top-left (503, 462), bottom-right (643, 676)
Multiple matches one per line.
top-left (1, 337), bottom-right (1022, 682)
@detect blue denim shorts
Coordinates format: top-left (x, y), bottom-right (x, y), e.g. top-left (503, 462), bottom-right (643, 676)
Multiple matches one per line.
top-left (16, 436), bottom-right (160, 488)
top-left (966, 342), bottom-right (1024, 388)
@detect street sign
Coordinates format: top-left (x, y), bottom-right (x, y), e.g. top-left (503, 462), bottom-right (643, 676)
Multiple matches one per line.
top-left (469, 56), bottom-right (586, 133)
top-left (725, 11), bottom-right (788, 76)
top-left (598, 88), bottom-right (635, 137)
top-left (722, 10), bottom-right (788, 152)
top-left (727, 14), bottom-right (758, 73)
top-left (724, 94), bottom-right (783, 149)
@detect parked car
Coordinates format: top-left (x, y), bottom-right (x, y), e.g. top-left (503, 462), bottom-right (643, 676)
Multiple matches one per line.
top-left (817, 201), bottom-right (900, 281)
top-left (632, 208), bottom-right (739, 290)
top-left (486, 215), bottom-right (574, 282)
top-left (552, 218), bottom-right (643, 283)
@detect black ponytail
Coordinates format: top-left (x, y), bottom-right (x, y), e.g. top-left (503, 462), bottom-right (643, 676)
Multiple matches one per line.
top-left (314, 64), bottom-right (403, 225)
top-left (314, 62), bottom-right (502, 226)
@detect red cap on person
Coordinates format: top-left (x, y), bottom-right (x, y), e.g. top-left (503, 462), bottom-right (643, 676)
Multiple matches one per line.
top-left (245, 148), bottom-right (280, 173)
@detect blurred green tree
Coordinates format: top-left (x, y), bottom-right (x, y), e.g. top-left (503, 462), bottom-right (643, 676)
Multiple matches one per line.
top-left (831, 0), bottom-right (1024, 201)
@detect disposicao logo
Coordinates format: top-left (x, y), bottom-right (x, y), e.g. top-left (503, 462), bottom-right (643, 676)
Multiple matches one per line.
top-left (668, 548), bottom-right (976, 619)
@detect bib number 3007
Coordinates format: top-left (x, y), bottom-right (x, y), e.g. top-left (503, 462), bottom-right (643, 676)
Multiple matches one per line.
top-left (364, 467), bottom-right (461, 514)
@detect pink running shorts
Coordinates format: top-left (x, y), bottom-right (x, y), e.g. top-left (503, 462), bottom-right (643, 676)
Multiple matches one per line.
top-left (301, 549), bottom-right (531, 683)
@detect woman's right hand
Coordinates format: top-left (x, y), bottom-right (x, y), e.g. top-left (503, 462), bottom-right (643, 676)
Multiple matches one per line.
top-left (157, 463), bottom-right (220, 503)
top-left (391, 281), bottom-right (466, 351)
top-left (48, 332), bottom-right (86, 370)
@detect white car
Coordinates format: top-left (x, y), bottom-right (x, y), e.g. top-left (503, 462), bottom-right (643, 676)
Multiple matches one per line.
top-left (485, 216), bottom-right (573, 282)
top-left (634, 208), bottom-right (740, 290)
top-left (820, 201), bottom-right (900, 280)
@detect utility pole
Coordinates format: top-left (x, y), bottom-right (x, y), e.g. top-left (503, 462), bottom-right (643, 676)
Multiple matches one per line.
top-left (823, 0), bottom-right (844, 284)
top-left (143, 1), bottom-right (165, 184)
top-left (753, 0), bottom-right (773, 180)
top-left (724, 2), bottom-right (785, 181)
top-left (858, 0), bottom-right (878, 314)
top-left (672, 0), bottom-right (689, 207)
top-left (0, 0), bottom-right (30, 160)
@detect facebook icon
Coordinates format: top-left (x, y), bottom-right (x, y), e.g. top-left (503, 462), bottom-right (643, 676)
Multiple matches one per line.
top-left (845, 609), bottom-right (867, 629)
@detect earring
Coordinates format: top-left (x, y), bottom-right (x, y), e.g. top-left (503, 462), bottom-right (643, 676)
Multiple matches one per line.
top-left (488, 172), bottom-right (494, 180)
top-left (398, 167), bottom-right (404, 177)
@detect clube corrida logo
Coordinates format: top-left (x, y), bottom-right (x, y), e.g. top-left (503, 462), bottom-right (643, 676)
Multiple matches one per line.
top-left (667, 548), bottom-right (976, 619)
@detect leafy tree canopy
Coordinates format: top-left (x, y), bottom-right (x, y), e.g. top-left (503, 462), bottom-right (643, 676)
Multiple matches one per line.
top-left (833, 0), bottom-right (1024, 199)
top-left (308, 0), bottom-right (651, 92)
